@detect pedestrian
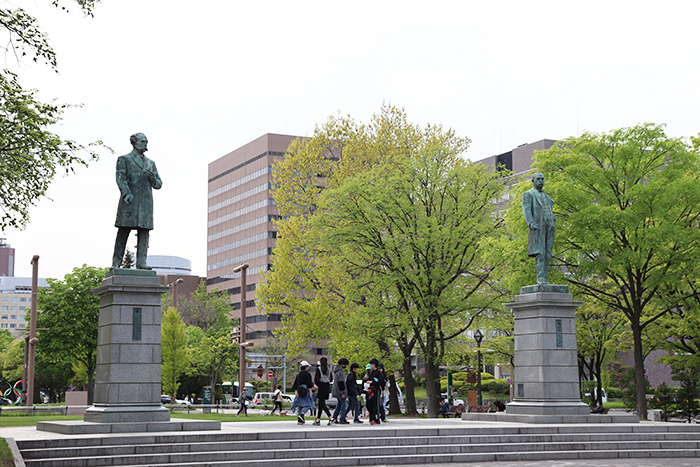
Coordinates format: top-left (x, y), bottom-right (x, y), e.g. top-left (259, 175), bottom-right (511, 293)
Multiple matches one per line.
top-left (347, 362), bottom-right (363, 424)
top-left (378, 362), bottom-right (389, 422)
top-left (236, 394), bottom-right (248, 416)
top-left (270, 385), bottom-right (283, 415)
top-left (313, 356), bottom-right (333, 426)
top-left (331, 358), bottom-right (350, 424)
top-left (437, 398), bottom-right (450, 418)
top-left (367, 358), bottom-right (385, 425)
top-left (291, 360), bottom-right (315, 425)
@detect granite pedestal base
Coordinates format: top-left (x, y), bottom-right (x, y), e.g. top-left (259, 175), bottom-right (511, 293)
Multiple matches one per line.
top-left (37, 419), bottom-right (221, 435)
top-left (506, 286), bottom-right (590, 418)
top-left (462, 412), bottom-right (639, 424)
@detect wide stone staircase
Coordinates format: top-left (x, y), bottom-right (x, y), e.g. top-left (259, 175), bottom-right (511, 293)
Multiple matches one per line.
top-left (15, 423), bottom-right (700, 467)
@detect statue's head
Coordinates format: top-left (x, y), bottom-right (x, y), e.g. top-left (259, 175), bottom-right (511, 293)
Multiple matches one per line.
top-left (130, 133), bottom-right (148, 153)
top-left (532, 172), bottom-right (545, 189)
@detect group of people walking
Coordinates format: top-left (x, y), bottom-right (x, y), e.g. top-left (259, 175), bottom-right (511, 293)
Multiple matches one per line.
top-left (291, 356), bottom-right (388, 426)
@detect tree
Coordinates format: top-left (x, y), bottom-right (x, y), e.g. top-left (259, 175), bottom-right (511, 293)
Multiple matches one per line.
top-left (534, 123), bottom-right (700, 419)
top-left (161, 306), bottom-right (189, 403)
top-left (36, 264), bottom-right (107, 404)
top-left (1, 338), bottom-right (23, 382)
top-left (176, 281), bottom-right (230, 333)
top-left (120, 248), bottom-right (134, 269)
top-left (315, 148), bottom-right (505, 416)
top-left (186, 325), bottom-right (238, 394)
top-left (0, 1), bottom-right (105, 231)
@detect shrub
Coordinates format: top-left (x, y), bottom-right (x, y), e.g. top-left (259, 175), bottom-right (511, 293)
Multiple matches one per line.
top-left (615, 366), bottom-right (651, 413)
top-left (605, 387), bottom-right (624, 399)
top-left (652, 383), bottom-right (677, 422)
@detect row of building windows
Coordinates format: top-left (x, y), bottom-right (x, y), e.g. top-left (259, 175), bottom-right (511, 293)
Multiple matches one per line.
top-left (206, 264), bottom-right (270, 286)
top-left (208, 215), bottom-right (282, 243)
top-left (207, 231), bottom-right (277, 257)
top-left (223, 283), bottom-right (257, 296)
top-left (208, 166), bottom-right (271, 199)
top-left (231, 299), bottom-right (256, 310)
top-left (207, 199), bottom-right (274, 228)
top-left (1, 297), bottom-right (30, 302)
top-left (208, 151), bottom-right (286, 184)
top-left (208, 183), bottom-right (270, 214)
top-left (207, 248), bottom-right (271, 272)
top-left (0, 323), bottom-right (24, 328)
top-left (1, 306), bottom-right (26, 311)
top-left (246, 330), bottom-right (274, 340)
top-left (1, 314), bottom-right (23, 320)
top-left (246, 313), bottom-right (282, 324)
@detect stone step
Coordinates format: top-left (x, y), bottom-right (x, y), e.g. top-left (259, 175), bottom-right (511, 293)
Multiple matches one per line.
top-left (18, 431), bottom-right (700, 460)
top-left (21, 439), bottom-right (700, 467)
top-left (23, 448), bottom-right (700, 467)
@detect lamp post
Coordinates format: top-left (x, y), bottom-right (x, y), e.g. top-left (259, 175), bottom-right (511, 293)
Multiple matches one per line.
top-left (232, 263), bottom-right (253, 404)
top-left (167, 278), bottom-right (184, 308)
top-left (474, 329), bottom-right (484, 406)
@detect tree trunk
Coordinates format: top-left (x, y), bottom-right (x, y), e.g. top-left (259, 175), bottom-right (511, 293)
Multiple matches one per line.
top-left (424, 356), bottom-right (441, 418)
top-left (595, 356), bottom-right (603, 406)
top-left (402, 353), bottom-right (418, 416)
top-left (631, 320), bottom-right (648, 419)
top-left (387, 373), bottom-right (401, 414)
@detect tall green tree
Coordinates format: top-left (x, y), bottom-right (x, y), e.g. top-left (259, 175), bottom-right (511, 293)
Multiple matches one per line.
top-left (36, 264), bottom-right (107, 404)
top-left (0, 1), bottom-right (105, 230)
top-left (313, 147), bottom-right (505, 416)
top-left (161, 306), bottom-right (189, 403)
top-left (533, 123), bottom-right (700, 419)
top-left (176, 281), bottom-right (230, 333)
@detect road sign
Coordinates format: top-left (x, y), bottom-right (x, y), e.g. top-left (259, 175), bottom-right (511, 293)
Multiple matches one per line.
top-left (268, 371), bottom-right (273, 378)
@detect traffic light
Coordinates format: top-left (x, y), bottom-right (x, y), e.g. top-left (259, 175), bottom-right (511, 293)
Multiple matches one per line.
top-left (231, 327), bottom-right (240, 343)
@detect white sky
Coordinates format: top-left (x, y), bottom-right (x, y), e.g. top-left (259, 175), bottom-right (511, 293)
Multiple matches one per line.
top-left (3, 0), bottom-right (699, 280)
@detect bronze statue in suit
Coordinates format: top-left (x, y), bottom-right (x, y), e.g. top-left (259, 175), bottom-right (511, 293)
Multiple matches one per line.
top-left (521, 172), bottom-right (555, 284)
top-left (111, 133), bottom-right (162, 269)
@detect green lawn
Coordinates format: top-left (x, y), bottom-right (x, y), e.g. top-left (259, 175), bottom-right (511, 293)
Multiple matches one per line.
top-left (0, 438), bottom-right (14, 467)
top-left (0, 414), bottom-right (83, 427)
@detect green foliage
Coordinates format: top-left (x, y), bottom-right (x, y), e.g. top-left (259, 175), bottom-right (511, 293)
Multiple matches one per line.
top-left (177, 281), bottom-right (230, 333)
top-left (36, 264), bottom-right (107, 403)
top-left (162, 307), bottom-right (189, 401)
top-left (0, 1), bottom-right (107, 231)
top-left (671, 360), bottom-right (700, 423)
top-left (1, 338), bottom-right (23, 382)
top-left (614, 367), bottom-right (651, 413)
top-left (605, 387), bottom-right (624, 399)
top-left (652, 383), bottom-right (678, 422)
top-left (120, 248), bottom-right (134, 269)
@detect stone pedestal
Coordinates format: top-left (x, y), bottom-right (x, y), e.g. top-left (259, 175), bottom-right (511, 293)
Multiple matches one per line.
top-left (39, 268), bottom-right (221, 434)
top-left (463, 284), bottom-right (638, 424)
top-left (506, 285), bottom-right (590, 416)
top-left (84, 269), bottom-right (169, 423)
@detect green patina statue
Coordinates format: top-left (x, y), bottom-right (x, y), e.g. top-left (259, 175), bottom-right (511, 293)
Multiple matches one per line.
top-left (522, 172), bottom-right (555, 284)
top-left (111, 133), bottom-right (162, 269)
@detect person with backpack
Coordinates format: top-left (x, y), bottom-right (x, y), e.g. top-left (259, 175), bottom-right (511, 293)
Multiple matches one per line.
top-left (331, 358), bottom-right (350, 424)
top-left (313, 356), bottom-right (333, 426)
top-left (291, 360), bottom-right (315, 425)
top-left (270, 385), bottom-right (283, 415)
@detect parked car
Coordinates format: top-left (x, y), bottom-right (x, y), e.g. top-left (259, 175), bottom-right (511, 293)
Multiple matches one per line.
top-left (160, 395), bottom-right (171, 404)
top-left (175, 398), bottom-right (192, 406)
top-left (251, 392), bottom-right (274, 407)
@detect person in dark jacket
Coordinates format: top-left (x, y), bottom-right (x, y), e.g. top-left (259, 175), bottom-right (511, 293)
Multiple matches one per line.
top-left (313, 356), bottom-right (333, 426)
top-left (367, 358), bottom-right (385, 425)
top-left (437, 398), bottom-right (450, 418)
top-left (331, 358), bottom-right (349, 424)
top-left (291, 360), bottom-right (315, 425)
top-left (346, 362), bottom-right (363, 423)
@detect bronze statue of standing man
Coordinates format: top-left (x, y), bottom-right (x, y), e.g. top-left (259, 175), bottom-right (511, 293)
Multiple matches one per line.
top-left (111, 133), bottom-right (162, 269)
top-left (522, 172), bottom-right (555, 284)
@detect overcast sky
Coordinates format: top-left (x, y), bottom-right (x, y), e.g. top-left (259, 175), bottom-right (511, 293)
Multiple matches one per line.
top-left (3, 0), bottom-right (699, 280)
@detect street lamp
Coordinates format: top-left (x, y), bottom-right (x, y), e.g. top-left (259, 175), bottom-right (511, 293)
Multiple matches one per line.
top-left (474, 329), bottom-right (484, 406)
top-left (167, 278), bottom-right (184, 309)
top-left (232, 263), bottom-right (253, 405)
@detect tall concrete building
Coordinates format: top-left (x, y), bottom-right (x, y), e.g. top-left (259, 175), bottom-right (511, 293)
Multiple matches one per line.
top-left (0, 238), bottom-right (15, 277)
top-left (206, 134), bottom-right (299, 346)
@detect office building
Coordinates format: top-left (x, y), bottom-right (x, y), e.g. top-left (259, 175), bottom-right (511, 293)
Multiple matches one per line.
top-left (0, 238), bottom-right (15, 277)
top-left (0, 276), bottom-right (48, 336)
top-left (207, 134), bottom-right (300, 346)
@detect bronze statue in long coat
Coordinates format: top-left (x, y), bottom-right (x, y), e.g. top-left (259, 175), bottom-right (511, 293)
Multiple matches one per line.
top-left (521, 172), bottom-right (555, 284)
top-left (111, 133), bottom-right (162, 269)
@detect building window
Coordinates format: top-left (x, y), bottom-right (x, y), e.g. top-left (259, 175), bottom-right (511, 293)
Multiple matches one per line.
top-left (1, 306), bottom-right (6, 311)
top-left (10, 307), bottom-right (17, 311)
top-left (20, 298), bottom-right (26, 302)
top-left (9, 323), bottom-right (15, 328)
top-left (19, 315), bottom-right (24, 320)
top-left (18, 323), bottom-right (25, 328)
top-left (1, 315), bottom-right (6, 320)
top-left (11, 297), bottom-right (17, 302)
top-left (10, 315), bottom-right (16, 320)
top-left (19, 306), bottom-right (26, 311)
top-left (1, 298), bottom-right (7, 302)
top-left (0, 324), bottom-right (6, 329)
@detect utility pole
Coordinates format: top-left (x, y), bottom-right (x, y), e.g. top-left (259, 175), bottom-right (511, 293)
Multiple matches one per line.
top-left (26, 255), bottom-right (39, 407)
top-left (167, 277), bottom-right (184, 308)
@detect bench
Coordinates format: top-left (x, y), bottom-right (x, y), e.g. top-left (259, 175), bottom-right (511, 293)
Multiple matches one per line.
top-left (446, 404), bottom-right (466, 417)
